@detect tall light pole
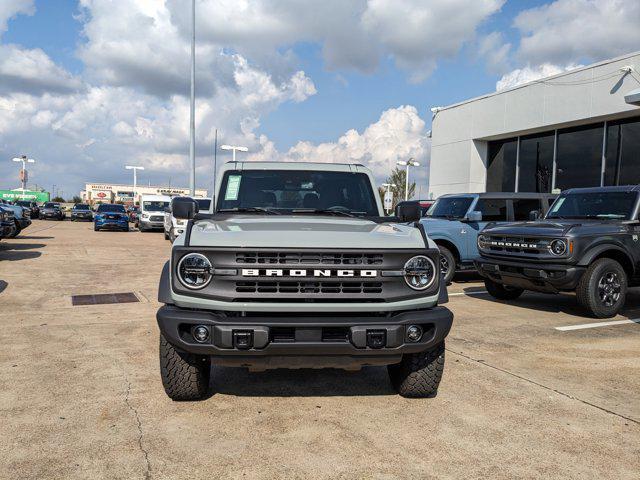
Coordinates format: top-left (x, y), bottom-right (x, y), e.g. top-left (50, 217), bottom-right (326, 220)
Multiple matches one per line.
top-left (12, 155), bottom-right (35, 191)
top-left (188, 0), bottom-right (196, 196)
top-left (220, 145), bottom-right (248, 163)
top-left (396, 158), bottom-right (420, 200)
top-left (125, 166), bottom-right (145, 204)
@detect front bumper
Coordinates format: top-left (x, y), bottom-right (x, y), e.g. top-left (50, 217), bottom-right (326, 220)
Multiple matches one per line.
top-left (157, 305), bottom-right (453, 370)
top-left (17, 218), bottom-right (31, 229)
top-left (72, 213), bottom-right (93, 221)
top-left (95, 218), bottom-right (128, 229)
top-left (474, 257), bottom-right (585, 293)
top-left (140, 218), bottom-right (164, 229)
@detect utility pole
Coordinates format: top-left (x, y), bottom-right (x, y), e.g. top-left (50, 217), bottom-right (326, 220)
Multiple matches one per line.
top-left (396, 158), bottom-right (420, 201)
top-left (125, 166), bottom-right (145, 205)
top-left (12, 155), bottom-right (35, 191)
top-left (188, 0), bottom-right (196, 196)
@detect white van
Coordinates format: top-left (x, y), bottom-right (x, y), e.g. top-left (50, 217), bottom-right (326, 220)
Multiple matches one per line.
top-left (138, 194), bottom-right (171, 231)
top-left (163, 197), bottom-right (211, 241)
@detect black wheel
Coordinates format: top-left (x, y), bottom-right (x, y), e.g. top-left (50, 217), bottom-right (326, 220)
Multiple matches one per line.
top-left (159, 333), bottom-right (210, 401)
top-left (388, 342), bottom-right (445, 398)
top-left (438, 245), bottom-right (456, 284)
top-left (9, 222), bottom-right (20, 238)
top-left (164, 229), bottom-right (169, 240)
top-left (484, 278), bottom-right (524, 300)
top-left (576, 258), bottom-right (627, 318)
top-left (169, 230), bottom-right (176, 243)
top-left (93, 224), bottom-right (99, 231)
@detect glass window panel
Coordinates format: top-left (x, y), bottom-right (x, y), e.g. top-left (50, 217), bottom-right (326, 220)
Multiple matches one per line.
top-left (518, 132), bottom-right (555, 192)
top-left (475, 198), bottom-right (508, 222)
top-left (486, 139), bottom-right (517, 192)
top-left (555, 124), bottom-right (603, 190)
top-left (604, 117), bottom-right (640, 186)
top-left (512, 198), bottom-right (542, 221)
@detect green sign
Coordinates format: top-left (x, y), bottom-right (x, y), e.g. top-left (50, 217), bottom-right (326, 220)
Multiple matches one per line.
top-left (0, 189), bottom-right (50, 203)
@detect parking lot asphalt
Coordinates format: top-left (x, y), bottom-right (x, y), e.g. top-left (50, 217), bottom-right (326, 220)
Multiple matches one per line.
top-left (1, 219), bottom-right (639, 479)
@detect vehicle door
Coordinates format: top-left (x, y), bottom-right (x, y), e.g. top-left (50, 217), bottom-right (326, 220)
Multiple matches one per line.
top-left (511, 197), bottom-right (545, 223)
top-left (466, 197), bottom-right (509, 257)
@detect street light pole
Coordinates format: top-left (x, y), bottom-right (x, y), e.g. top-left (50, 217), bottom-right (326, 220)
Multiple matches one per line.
top-left (189, 0), bottom-right (196, 196)
top-left (12, 155), bottom-right (35, 191)
top-left (125, 166), bottom-right (145, 204)
top-left (220, 145), bottom-right (249, 163)
top-left (396, 158), bottom-right (420, 201)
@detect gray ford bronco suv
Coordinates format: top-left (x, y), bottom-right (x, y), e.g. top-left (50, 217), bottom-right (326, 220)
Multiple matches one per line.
top-left (157, 162), bottom-right (453, 400)
top-left (476, 186), bottom-right (640, 318)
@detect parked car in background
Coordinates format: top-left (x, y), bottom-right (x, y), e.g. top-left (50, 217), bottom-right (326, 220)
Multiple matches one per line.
top-left (94, 204), bottom-right (129, 231)
top-left (0, 206), bottom-right (15, 239)
top-left (394, 199), bottom-right (434, 219)
top-left (71, 203), bottom-right (93, 221)
top-left (164, 197), bottom-right (211, 242)
top-left (15, 200), bottom-right (40, 219)
top-left (40, 202), bottom-right (65, 221)
top-left (139, 194), bottom-right (170, 231)
top-left (0, 199), bottom-right (31, 237)
top-left (420, 192), bottom-right (556, 283)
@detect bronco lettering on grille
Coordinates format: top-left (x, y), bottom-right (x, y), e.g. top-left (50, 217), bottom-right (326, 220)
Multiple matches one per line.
top-left (241, 269), bottom-right (378, 277)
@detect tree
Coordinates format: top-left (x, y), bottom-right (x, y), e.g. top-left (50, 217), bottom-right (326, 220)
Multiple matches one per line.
top-left (52, 196), bottom-right (65, 202)
top-left (71, 196), bottom-right (82, 204)
top-left (378, 167), bottom-right (416, 212)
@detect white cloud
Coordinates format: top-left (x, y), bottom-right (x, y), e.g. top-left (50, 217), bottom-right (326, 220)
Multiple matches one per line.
top-left (496, 63), bottom-right (582, 91)
top-left (248, 105), bottom-right (430, 184)
top-left (0, 0), bottom-right (34, 34)
top-left (513, 0), bottom-right (640, 66)
top-left (477, 32), bottom-right (511, 73)
top-left (0, 45), bottom-right (83, 95)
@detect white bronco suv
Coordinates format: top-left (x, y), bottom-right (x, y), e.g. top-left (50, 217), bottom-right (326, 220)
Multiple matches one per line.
top-left (156, 162), bottom-right (453, 400)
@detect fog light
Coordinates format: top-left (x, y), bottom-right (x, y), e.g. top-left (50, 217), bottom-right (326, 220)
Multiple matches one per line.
top-left (192, 325), bottom-right (210, 343)
top-left (406, 325), bottom-right (423, 342)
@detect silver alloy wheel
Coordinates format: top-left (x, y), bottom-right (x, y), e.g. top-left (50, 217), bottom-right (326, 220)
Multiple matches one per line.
top-left (597, 271), bottom-right (621, 307)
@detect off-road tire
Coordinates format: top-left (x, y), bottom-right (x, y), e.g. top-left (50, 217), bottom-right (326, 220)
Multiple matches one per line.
top-left (93, 224), bottom-right (99, 231)
top-left (9, 222), bottom-right (20, 238)
top-left (576, 257), bottom-right (627, 318)
top-left (388, 342), bottom-right (445, 398)
top-left (159, 333), bottom-right (210, 401)
top-left (438, 245), bottom-right (456, 285)
top-left (484, 278), bottom-right (524, 300)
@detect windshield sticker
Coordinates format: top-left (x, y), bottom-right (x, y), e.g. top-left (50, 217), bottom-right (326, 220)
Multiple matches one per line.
top-left (550, 197), bottom-right (565, 212)
top-left (225, 175), bottom-right (241, 200)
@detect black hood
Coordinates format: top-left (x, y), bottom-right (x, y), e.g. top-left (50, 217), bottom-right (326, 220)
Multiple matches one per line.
top-left (483, 219), bottom-right (623, 237)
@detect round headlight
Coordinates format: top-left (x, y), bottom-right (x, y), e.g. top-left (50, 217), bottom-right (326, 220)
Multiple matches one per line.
top-left (177, 253), bottom-right (213, 289)
top-left (403, 255), bottom-right (436, 291)
top-left (477, 234), bottom-right (488, 249)
top-left (549, 239), bottom-right (567, 256)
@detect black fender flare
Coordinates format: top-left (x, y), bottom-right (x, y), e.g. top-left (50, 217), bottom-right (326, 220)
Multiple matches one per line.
top-left (577, 244), bottom-right (633, 269)
top-left (158, 260), bottom-right (174, 305)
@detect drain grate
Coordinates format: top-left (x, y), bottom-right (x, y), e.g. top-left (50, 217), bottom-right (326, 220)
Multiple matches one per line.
top-left (71, 292), bottom-right (139, 306)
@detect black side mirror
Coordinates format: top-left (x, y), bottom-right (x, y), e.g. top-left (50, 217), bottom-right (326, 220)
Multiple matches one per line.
top-left (172, 197), bottom-right (198, 220)
top-left (397, 203), bottom-right (421, 222)
top-left (529, 210), bottom-right (540, 221)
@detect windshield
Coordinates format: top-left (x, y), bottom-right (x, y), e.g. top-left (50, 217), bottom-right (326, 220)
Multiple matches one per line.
top-left (216, 170), bottom-right (378, 215)
top-left (97, 204), bottom-right (126, 213)
top-left (426, 197), bottom-right (473, 219)
top-left (74, 204), bottom-right (90, 210)
top-left (143, 201), bottom-right (169, 212)
top-left (44, 202), bottom-right (59, 209)
top-left (547, 191), bottom-right (638, 220)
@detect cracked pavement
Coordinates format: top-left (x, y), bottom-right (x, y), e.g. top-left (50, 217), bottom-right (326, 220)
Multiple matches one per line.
top-left (1, 220), bottom-right (639, 479)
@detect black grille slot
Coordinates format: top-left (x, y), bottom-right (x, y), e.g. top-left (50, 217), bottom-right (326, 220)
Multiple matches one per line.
top-left (235, 281), bottom-right (383, 295)
top-left (271, 328), bottom-right (295, 343)
top-left (150, 215), bottom-right (164, 222)
top-left (236, 252), bottom-right (383, 265)
top-left (322, 327), bottom-right (349, 342)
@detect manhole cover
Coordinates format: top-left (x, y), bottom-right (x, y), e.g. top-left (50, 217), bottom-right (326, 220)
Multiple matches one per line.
top-left (71, 292), bottom-right (140, 306)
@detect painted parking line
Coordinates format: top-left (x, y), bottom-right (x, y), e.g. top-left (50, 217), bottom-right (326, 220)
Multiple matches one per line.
top-left (555, 319), bottom-right (640, 331)
top-left (449, 290), bottom-right (488, 297)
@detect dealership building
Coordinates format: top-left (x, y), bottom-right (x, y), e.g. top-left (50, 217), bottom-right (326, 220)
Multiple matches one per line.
top-left (429, 51), bottom-right (640, 197)
top-left (81, 183), bottom-right (208, 205)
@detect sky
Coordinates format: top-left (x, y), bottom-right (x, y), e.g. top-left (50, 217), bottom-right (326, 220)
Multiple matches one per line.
top-left (0, 0), bottom-right (639, 198)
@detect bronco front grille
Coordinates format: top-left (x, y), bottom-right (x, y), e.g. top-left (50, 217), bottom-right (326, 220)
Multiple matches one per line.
top-left (235, 252), bottom-right (384, 265)
top-left (485, 236), bottom-right (547, 255)
top-left (235, 280), bottom-right (384, 295)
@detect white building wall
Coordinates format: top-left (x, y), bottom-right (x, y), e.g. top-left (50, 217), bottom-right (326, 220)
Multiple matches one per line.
top-left (429, 51), bottom-right (640, 197)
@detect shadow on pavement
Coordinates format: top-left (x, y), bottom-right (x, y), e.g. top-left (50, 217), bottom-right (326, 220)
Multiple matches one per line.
top-left (14, 236), bottom-right (53, 240)
top-left (0, 243), bottom-right (46, 251)
top-left (0, 243), bottom-right (43, 261)
top-left (210, 366), bottom-right (396, 398)
top-left (0, 280), bottom-right (7, 294)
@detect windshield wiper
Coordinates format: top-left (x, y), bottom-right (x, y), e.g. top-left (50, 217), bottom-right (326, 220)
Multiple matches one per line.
top-left (217, 207), bottom-right (281, 215)
top-left (291, 208), bottom-right (359, 217)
